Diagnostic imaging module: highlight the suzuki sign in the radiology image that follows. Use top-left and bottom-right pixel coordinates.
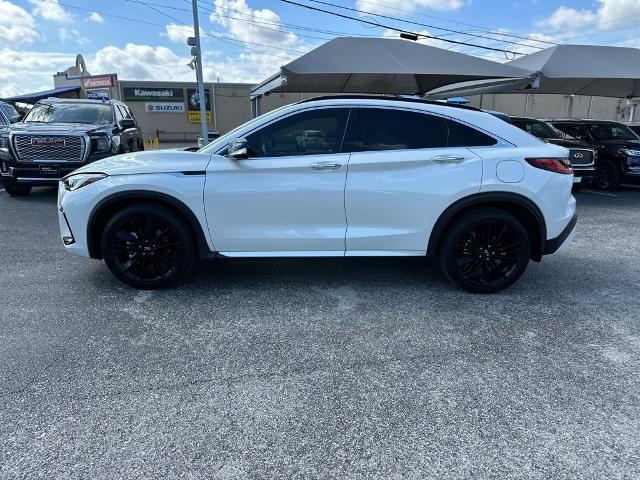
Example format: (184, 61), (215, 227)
(145, 102), (185, 113)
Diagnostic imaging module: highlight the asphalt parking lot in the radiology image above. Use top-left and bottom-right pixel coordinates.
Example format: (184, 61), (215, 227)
(1, 186), (639, 479)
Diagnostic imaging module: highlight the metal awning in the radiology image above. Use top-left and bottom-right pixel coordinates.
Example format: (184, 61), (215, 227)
(1, 86), (81, 104)
(427, 44), (640, 99)
(251, 37), (532, 98)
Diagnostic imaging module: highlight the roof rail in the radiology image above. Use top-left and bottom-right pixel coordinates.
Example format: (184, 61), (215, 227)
(298, 94), (481, 112)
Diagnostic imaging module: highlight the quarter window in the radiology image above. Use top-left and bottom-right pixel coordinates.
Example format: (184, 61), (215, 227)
(245, 108), (349, 158)
(446, 119), (498, 147)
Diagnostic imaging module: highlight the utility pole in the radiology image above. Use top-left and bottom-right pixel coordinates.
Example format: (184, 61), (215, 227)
(189, 0), (208, 146)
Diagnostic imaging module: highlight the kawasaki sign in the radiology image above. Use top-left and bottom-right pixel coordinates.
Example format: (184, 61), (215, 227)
(123, 87), (184, 102)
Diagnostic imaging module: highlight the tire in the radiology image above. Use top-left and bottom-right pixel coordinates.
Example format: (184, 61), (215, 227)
(101, 203), (196, 289)
(439, 208), (531, 294)
(594, 159), (621, 190)
(571, 183), (583, 193)
(2, 179), (31, 196)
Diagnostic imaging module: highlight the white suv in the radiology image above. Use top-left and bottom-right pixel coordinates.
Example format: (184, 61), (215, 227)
(58, 96), (576, 293)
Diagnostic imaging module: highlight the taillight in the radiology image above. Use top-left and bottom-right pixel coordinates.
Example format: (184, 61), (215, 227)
(525, 157), (573, 175)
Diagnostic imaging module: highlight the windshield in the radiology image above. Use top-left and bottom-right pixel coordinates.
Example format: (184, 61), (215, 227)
(586, 123), (637, 141)
(24, 102), (113, 125)
(513, 119), (560, 139)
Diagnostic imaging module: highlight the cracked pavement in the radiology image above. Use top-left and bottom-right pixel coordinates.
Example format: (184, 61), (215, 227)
(1, 186), (640, 479)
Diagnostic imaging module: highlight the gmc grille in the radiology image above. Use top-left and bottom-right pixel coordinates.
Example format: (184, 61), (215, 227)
(13, 135), (86, 162)
(568, 148), (594, 167)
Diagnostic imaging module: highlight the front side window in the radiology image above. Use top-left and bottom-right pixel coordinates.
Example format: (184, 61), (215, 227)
(244, 108), (349, 158)
(586, 123), (637, 141)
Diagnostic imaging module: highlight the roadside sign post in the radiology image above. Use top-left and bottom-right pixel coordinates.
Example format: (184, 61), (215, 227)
(190, 0), (208, 146)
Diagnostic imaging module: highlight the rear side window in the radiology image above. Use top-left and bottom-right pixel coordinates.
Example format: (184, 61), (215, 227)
(351, 108), (449, 151)
(552, 123), (590, 142)
(446, 119), (498, 147)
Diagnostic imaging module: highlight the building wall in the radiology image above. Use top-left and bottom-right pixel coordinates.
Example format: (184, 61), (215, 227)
(467, 93), (631, 121)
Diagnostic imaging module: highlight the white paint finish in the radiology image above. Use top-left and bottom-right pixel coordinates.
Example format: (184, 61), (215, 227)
(496, 160), (525, 183)
(204, 153), (349, 253)
(58, 97), (577, 261)
(345, 147), (482, 253)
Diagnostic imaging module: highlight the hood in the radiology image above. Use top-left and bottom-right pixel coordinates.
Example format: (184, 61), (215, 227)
(72, 150), (212, 176)
(544, 138), (592, 149)
(595, 139), (640, 148)
(7, 122), (112, 135)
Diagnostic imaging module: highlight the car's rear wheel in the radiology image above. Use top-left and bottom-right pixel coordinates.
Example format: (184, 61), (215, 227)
(101, 203), (195, 289)
(2, 179), (31, 196)
(439, 209), (531, 294)
(594, 159), (621, 190)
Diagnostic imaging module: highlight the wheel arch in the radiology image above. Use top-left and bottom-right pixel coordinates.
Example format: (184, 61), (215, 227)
(426, 192), (547, 262)
(87, 190), (212, 260)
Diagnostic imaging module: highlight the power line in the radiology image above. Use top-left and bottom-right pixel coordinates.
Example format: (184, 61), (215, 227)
(305, 0), (545, 51)
(280, 0), (525, 56)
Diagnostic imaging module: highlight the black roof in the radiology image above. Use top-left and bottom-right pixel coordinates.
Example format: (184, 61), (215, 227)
(299, 95), (482, 112)
(542, 118), (623, 124)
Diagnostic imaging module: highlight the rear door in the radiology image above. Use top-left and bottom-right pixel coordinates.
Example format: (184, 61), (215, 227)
(344, 107), (488, 255)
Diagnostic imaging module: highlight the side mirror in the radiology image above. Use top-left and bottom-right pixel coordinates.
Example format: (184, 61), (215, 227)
(9, 115), (22, 124)
(121, 119), (136, 130)
(227, 137), (249, 159)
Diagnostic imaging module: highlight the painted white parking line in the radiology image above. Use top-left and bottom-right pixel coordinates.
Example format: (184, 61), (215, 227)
(582, 189), (618, 197)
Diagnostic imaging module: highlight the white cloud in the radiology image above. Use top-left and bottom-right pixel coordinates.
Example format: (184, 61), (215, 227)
(536, 0), (640, 34)
(210, 0), (296, 47)
(0, 48), (76, 97)
(58, 27), (89, 45)
(0, 1), (39, 45)
(356, 0), (465, 14)
(28, 0), (71, 23)
(89, 12), (104, 24)
(164, 23), (195, 44)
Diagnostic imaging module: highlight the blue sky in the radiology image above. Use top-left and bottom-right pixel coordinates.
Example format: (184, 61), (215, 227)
(1, 0), (640, 97)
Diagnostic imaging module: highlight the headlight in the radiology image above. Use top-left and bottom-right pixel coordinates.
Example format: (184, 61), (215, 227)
(0, 136), (8, 150)
(63, 173), (107, 191)
(92, 136), (111, 152)
(621, 148), (640, 157)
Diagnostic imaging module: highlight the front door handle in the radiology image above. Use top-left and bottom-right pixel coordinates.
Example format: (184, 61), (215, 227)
(432, 155), (466, 164)
(309, 162), (342, 171)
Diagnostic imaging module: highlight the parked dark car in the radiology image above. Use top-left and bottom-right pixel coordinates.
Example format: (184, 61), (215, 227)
(0, 98), (143, 196)
(545, 119), (640, 190)
(0, 100), (19, 125)
(510, 117), (596, 188)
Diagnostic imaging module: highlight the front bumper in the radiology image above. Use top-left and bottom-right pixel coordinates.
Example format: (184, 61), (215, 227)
(1, 153), (114, 186)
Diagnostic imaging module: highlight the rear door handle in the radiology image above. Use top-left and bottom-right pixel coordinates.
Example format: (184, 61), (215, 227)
(432, 155), (466, 164)
(309, 162), (342, 171)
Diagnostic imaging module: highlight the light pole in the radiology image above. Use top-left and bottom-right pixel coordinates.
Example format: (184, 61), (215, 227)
(188, 0), (208, 146)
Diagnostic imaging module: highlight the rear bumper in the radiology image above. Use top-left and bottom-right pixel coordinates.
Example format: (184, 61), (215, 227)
(543, 212), (577, 255)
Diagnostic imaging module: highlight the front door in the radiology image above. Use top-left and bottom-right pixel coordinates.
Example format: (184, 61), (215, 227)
(204, 107), (351, 255)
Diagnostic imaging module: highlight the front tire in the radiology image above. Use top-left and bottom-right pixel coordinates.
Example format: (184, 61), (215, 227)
(2, 179), (31, 196)
(439, 209), (531, 294)
(101, 203), (196, 289)
(594, 159), (621, 190)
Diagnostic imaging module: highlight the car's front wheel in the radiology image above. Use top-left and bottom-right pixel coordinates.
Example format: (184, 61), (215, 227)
(101, 203), (196, 289)
(2, 179), (32, 196)
(439, 209), (531, 294)
(594, 159), (621, 190)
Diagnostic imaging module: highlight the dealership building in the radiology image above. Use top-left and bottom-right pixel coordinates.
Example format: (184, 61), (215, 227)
(2, 54), (638, 144)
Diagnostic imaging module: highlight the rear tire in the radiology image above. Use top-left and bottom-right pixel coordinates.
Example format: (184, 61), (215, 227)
(101, 203), (196, 289)
(2, 179), (31, 196)
(594, 159), (621, 190)
(439, 208), (531, 294)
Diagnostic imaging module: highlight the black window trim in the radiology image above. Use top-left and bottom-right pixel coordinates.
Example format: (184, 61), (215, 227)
(216, 105), (354, 159)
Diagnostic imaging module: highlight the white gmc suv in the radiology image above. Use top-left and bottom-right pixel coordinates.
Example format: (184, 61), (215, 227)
(57, 96), (576, 293)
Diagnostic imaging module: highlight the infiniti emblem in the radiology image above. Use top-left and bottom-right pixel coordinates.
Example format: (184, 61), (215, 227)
(573, 152), (583, 159)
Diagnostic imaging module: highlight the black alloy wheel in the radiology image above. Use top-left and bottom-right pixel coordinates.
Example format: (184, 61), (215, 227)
(101, 203), (195, 289)
(594, 159), (621, 191)
(440, 209), (530, 293)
